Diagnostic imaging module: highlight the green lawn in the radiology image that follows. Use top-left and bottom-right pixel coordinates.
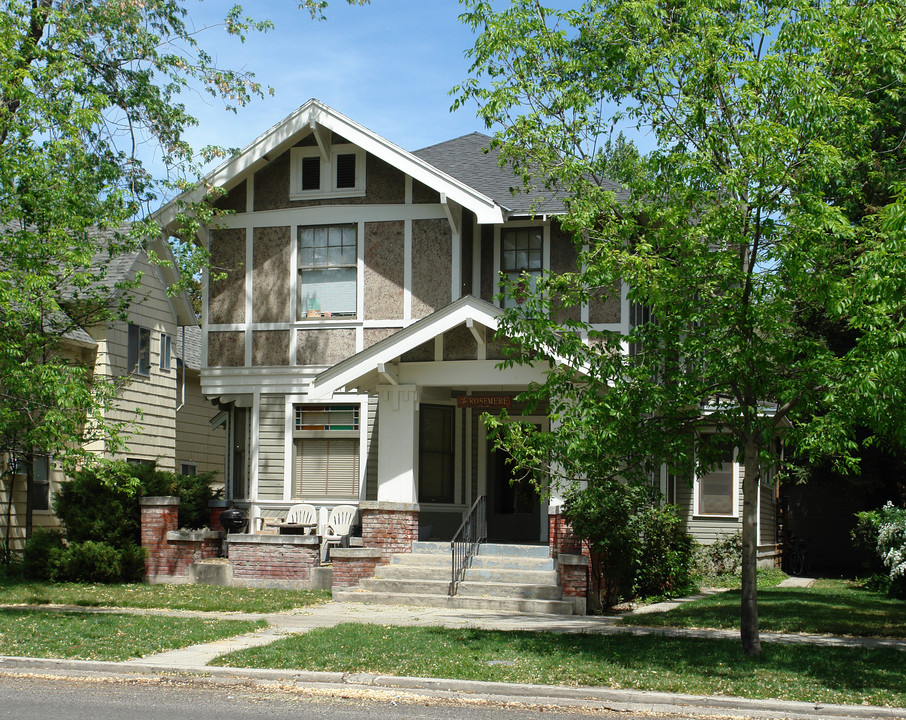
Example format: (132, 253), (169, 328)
(621, 579), (906, 638)
(0, 609), (264, 661)
(210, 623), (906, 707)
(0, 580), (331, 613)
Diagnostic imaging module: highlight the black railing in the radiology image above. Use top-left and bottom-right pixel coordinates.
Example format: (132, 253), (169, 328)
(450, 495), (487, 596)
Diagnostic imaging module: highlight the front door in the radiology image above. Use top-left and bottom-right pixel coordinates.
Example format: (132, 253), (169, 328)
(486, 438), (542, 542)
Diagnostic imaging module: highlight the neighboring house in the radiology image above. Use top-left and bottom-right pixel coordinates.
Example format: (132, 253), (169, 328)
(155, 99), (778, 561)
(0, 237), (226, 552)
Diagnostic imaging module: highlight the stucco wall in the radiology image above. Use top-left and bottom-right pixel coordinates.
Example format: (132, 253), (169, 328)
(364, 221), (405, 320)
(253, 150), (405, 212)
(212, 180), (247, 213)
(297, 328), (357, 366)
(550, 224), (581, 324)
(443, 325), (477, 361)
(252, 226), (291, 323)
(208, 331), (245, 367)
(209, 228), (246, 325)
(364, 327), (402, 349)
(252, 330), (290, 366)
(411, 218), (451, 318)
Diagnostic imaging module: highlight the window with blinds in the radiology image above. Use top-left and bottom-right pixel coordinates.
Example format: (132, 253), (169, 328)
(298, 224), (357, 319)
(293, 404), (360, 500)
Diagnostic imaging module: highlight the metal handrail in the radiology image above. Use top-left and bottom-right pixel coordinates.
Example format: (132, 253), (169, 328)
(450, 495), (487, 596)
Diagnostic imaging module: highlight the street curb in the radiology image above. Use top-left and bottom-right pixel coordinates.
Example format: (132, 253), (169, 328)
(1, 655), (903, 719)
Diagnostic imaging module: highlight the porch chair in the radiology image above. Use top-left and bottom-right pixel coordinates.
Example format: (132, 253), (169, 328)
(284, 503), (318, 533)
(321, 504), (358, 561)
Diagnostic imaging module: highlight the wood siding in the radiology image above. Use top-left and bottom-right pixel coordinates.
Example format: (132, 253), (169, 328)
(258, 394), (286, 501)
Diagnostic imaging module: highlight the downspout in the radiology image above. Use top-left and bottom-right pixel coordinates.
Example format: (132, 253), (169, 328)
(176, 325), (186, 413)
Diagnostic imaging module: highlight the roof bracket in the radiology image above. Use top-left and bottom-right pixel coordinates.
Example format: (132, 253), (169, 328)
(440, 193), (460, 235)
(466, 318), (486, 359)
(310, 119), (329, 162)
(377, 362), (399, 386)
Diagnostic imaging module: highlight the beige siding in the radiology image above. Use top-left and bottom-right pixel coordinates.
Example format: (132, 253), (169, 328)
(759, 483), (777, 546)
(175, 369), (227, 486)
(365, 395), (378, 501)
(86, 255), (179, 471)
(257, 394), (285, 501)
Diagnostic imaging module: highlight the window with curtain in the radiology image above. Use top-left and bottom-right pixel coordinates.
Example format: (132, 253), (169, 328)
(293, 404), (360, 499)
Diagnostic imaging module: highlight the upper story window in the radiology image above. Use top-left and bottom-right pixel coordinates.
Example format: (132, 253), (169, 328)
(160, 334), (172, 371)
(501, 227), (543, 308)
(127, 324), (151, 376)
(298, 224), (357, 319)
(289, 144), (365, 200)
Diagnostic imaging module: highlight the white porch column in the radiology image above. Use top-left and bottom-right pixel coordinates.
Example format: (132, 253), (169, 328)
(376, 384), (419, 503)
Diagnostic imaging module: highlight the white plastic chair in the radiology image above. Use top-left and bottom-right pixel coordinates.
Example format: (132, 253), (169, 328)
(321, 504), (358, 561)
(285, 503), (318, 533)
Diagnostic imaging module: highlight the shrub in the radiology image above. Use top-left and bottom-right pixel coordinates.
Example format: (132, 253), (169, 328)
(634, 504), (695, 599)
(22, 529), (66, 580)
(51, 541), (123, 584)
(51, 460), (217, 583)
(694, 531), (743, 580)
(855, 503), (906, 599)
(563, 480), (696, 608)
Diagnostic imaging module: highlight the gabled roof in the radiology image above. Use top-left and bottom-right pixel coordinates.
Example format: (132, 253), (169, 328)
(155, 99), (508, 229)
(413, 132), (629, 216)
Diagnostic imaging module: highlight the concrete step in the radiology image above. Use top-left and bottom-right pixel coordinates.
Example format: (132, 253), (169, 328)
(411, 541), (449, 554)
(359, 577), (451, 596)
(469, 554), (554, 571)
(333, 589), (575, 615)
(476, 543), (551, 559)
(374, 564), (451, 581)
(463, 567), (557, 584)
(455, 581), (563, 601)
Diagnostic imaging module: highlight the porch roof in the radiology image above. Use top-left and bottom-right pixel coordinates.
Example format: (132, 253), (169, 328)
(309, 296), (503, 399)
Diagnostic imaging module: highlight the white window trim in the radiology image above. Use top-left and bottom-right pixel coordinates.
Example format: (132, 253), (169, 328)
(493, 221), (551, 309)
(693, 446), (740, 519)
(160, 333), (172, 372)
(296, 223), (360, 321)
(283, 394), (368, 503)
(289, 144), (366, 201)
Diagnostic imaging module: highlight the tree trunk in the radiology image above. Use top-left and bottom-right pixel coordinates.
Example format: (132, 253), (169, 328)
(740, 435), (762, 656)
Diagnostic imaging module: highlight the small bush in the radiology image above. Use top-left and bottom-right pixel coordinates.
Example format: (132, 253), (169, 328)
(634, 504), (695, 599)
(694, 532), (743, 580)
(51, 541), (123, 584)
(22, 529), (66, 580)
(119, 543), (147, 583)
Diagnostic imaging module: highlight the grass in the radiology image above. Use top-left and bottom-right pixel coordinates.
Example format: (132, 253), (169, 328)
(0, 579), (331, 613)
(621, 579), (906, 638)
(210, 622), (906, 707)
(0, 608), (264, 661)
(696, 566), (789, 590)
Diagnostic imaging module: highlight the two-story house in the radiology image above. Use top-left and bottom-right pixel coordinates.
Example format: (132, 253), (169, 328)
(156, 99), (777, 560)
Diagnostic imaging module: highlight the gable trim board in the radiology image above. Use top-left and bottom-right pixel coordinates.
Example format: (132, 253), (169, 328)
(154, 99), (506, 230)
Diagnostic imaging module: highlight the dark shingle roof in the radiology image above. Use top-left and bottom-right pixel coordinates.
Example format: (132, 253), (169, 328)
(412, 132), (627, 216)
(177, 325), (202, 370)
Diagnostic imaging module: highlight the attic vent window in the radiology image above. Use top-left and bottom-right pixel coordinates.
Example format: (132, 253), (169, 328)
(301, 155), (321, 191)
(290, 144), (366, 200)
(335, 153), (356, 188)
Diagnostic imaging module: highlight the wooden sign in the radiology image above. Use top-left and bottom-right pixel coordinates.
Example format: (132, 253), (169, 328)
(456, 395), (512, 409)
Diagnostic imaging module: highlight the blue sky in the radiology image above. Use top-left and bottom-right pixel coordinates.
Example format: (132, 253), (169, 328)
(179, 1), (486, 162)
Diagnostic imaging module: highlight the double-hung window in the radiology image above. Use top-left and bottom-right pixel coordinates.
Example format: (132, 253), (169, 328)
(695, 441), (738, 517)
(127, 324), (151, 376)
(501, 227), (543, 308)
(298, 224), (357, 318)
(293, 405), (360, 499)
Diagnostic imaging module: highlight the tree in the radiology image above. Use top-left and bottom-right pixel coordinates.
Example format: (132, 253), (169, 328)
(454, 0), (906, 655)
(0, 0), (366, 560)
